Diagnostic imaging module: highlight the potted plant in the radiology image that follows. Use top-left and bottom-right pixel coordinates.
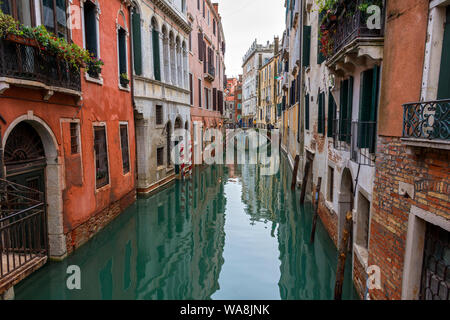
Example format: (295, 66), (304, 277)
(87, 56), (104, 78)
(120, 73), (129, 87)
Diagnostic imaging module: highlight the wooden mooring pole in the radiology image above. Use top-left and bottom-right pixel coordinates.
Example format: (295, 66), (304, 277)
(310, 177), (322, 243)
(334, 211), (353, 300)
(291, 155), (300, 191)
(299, 160), (311, 204)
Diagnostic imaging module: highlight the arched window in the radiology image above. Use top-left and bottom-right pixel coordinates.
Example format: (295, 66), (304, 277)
(151, 17), (161, 81)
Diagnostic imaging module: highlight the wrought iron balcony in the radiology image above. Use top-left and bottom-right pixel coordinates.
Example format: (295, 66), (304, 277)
(0, 38), (82, 97)
(0, 179), (48, 292)
(326, 0), (385, 58)
(332, 119), (377, 166)
(402, 99), (450, 148)
(204, 64), (215, 82)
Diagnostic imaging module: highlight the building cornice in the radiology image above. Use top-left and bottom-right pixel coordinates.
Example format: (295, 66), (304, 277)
(153, 0), (192, 33)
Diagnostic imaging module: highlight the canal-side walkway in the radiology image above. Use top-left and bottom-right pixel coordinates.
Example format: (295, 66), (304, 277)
(14, 152), (358, 300)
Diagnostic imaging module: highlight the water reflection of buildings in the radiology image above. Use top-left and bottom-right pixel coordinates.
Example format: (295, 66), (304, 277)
(16, 165), (226, 300)
(238, 154), (355, 299)
(135, 165), (226, 299)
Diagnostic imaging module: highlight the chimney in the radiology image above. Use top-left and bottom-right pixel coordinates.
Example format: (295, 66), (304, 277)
(274, 36), (279, 55)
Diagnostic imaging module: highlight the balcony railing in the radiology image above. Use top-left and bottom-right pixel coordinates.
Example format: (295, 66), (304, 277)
(0, 179), (48, 283)
(333, 119), (377, 166)
(403, 99), (450, 142)
(204, 64), (215, 82)
(327, 0), (385, 58)
(0, 38), (81, 92)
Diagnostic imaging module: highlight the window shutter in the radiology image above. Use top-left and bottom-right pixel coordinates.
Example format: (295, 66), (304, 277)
(132, 11), (142, 75)
(302, 25), (311, 67)
(213, 88), (217, 110)
(346, 76), (354, 143)
(84, 3), (98, 57)
(198, 32), (203, 61)
(339, 80), (348, 141)
(305, 94), (310, 130)
(118, 29), (127, 75)
(369, 66), (380, 152)
(317, 11), (326, 65)
(358, 70), (372, 148)
(438, 7), (450, 99)
(318, 92), (326, 134)
(327, 90), (336, 137)
(152, 30), (161, 81)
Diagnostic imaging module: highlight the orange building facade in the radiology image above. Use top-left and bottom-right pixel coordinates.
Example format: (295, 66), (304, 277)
(0, 0), (136, 265)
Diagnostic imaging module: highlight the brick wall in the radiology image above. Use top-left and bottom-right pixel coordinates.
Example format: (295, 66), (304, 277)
(368, 135), (450, 300)
(353, 254), (367, 300)
(65, 189), (136, 256)
(315, 184), (339, 247)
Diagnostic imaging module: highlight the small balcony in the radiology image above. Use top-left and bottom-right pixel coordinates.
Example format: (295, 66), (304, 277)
(332, 119), (377, 166)
(323, 0), (385, 73)
(0, 38), (82, 101)
(402, 99), (450, 150)
(0, 179), (48, 295)
(204, 64), (215, 82)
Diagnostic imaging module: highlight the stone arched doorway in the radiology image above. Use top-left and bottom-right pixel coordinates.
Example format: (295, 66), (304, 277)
(2, 117), (64, 258)
(338, 167), (353, 247)
(4, 122), (46, 191)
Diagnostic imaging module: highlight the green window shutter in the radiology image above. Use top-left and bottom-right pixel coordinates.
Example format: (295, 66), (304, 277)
(118, 29), (127, 75)
(346, 76), (354, 143)
(305, 94), (310, 130)
(438, 7), (450, 99)
(317, 11), (326, 65)
(358, 69), (372, 148)
(369, 65), (380, 153)
(152, 29), (161, 81)
(358, 67), (379, 151)
(303, 25), (311, 67)
(318, 92), (324, 134)
(327, 90), (335, 137)
(132, 11), (142, 76)
(339, 80), (348, 141)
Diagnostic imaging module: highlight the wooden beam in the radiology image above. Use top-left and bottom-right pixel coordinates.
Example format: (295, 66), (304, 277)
(310, 177), (322, 243)
(334, 211), (353, 300)
(300, 160), (311, 204)
(291, 154), (300, 191)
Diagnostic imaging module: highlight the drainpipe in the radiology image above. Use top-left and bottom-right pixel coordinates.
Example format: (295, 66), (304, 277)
(129, 5), (138, 191)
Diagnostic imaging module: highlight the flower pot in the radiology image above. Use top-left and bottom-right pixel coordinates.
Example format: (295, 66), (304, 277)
(120, 77), (130, 87)
(5, 34), (38, 47)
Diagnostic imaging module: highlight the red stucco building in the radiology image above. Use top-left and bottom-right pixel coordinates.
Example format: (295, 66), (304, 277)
(187, 0), (226, 163)
(0, 0), (136, 273)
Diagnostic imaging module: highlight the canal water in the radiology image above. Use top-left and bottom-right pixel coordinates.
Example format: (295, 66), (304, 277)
(15, 152), (358, 300)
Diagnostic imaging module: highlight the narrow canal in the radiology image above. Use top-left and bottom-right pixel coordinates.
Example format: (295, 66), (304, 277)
(15, 152), (357, 300)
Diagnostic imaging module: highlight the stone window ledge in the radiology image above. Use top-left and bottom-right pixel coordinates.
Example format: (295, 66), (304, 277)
(353, 243), (369, 270)
(84, 73), (103, 85)
(401, 138), (450, 150)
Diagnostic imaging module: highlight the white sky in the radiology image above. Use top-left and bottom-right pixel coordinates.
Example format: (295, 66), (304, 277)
(217, 0), (286, 77)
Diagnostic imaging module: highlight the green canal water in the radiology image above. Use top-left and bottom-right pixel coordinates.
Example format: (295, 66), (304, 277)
(15, 153), (358, 300)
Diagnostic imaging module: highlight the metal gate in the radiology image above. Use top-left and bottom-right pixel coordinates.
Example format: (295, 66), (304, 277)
(420, 223), (450, 300)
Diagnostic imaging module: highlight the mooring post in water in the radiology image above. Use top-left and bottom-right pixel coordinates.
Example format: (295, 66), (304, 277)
(299, 160), (311, 204)
(310, 177), (322, 243)
(334, 211), (353, 300)
(291, 155), (300, 191)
